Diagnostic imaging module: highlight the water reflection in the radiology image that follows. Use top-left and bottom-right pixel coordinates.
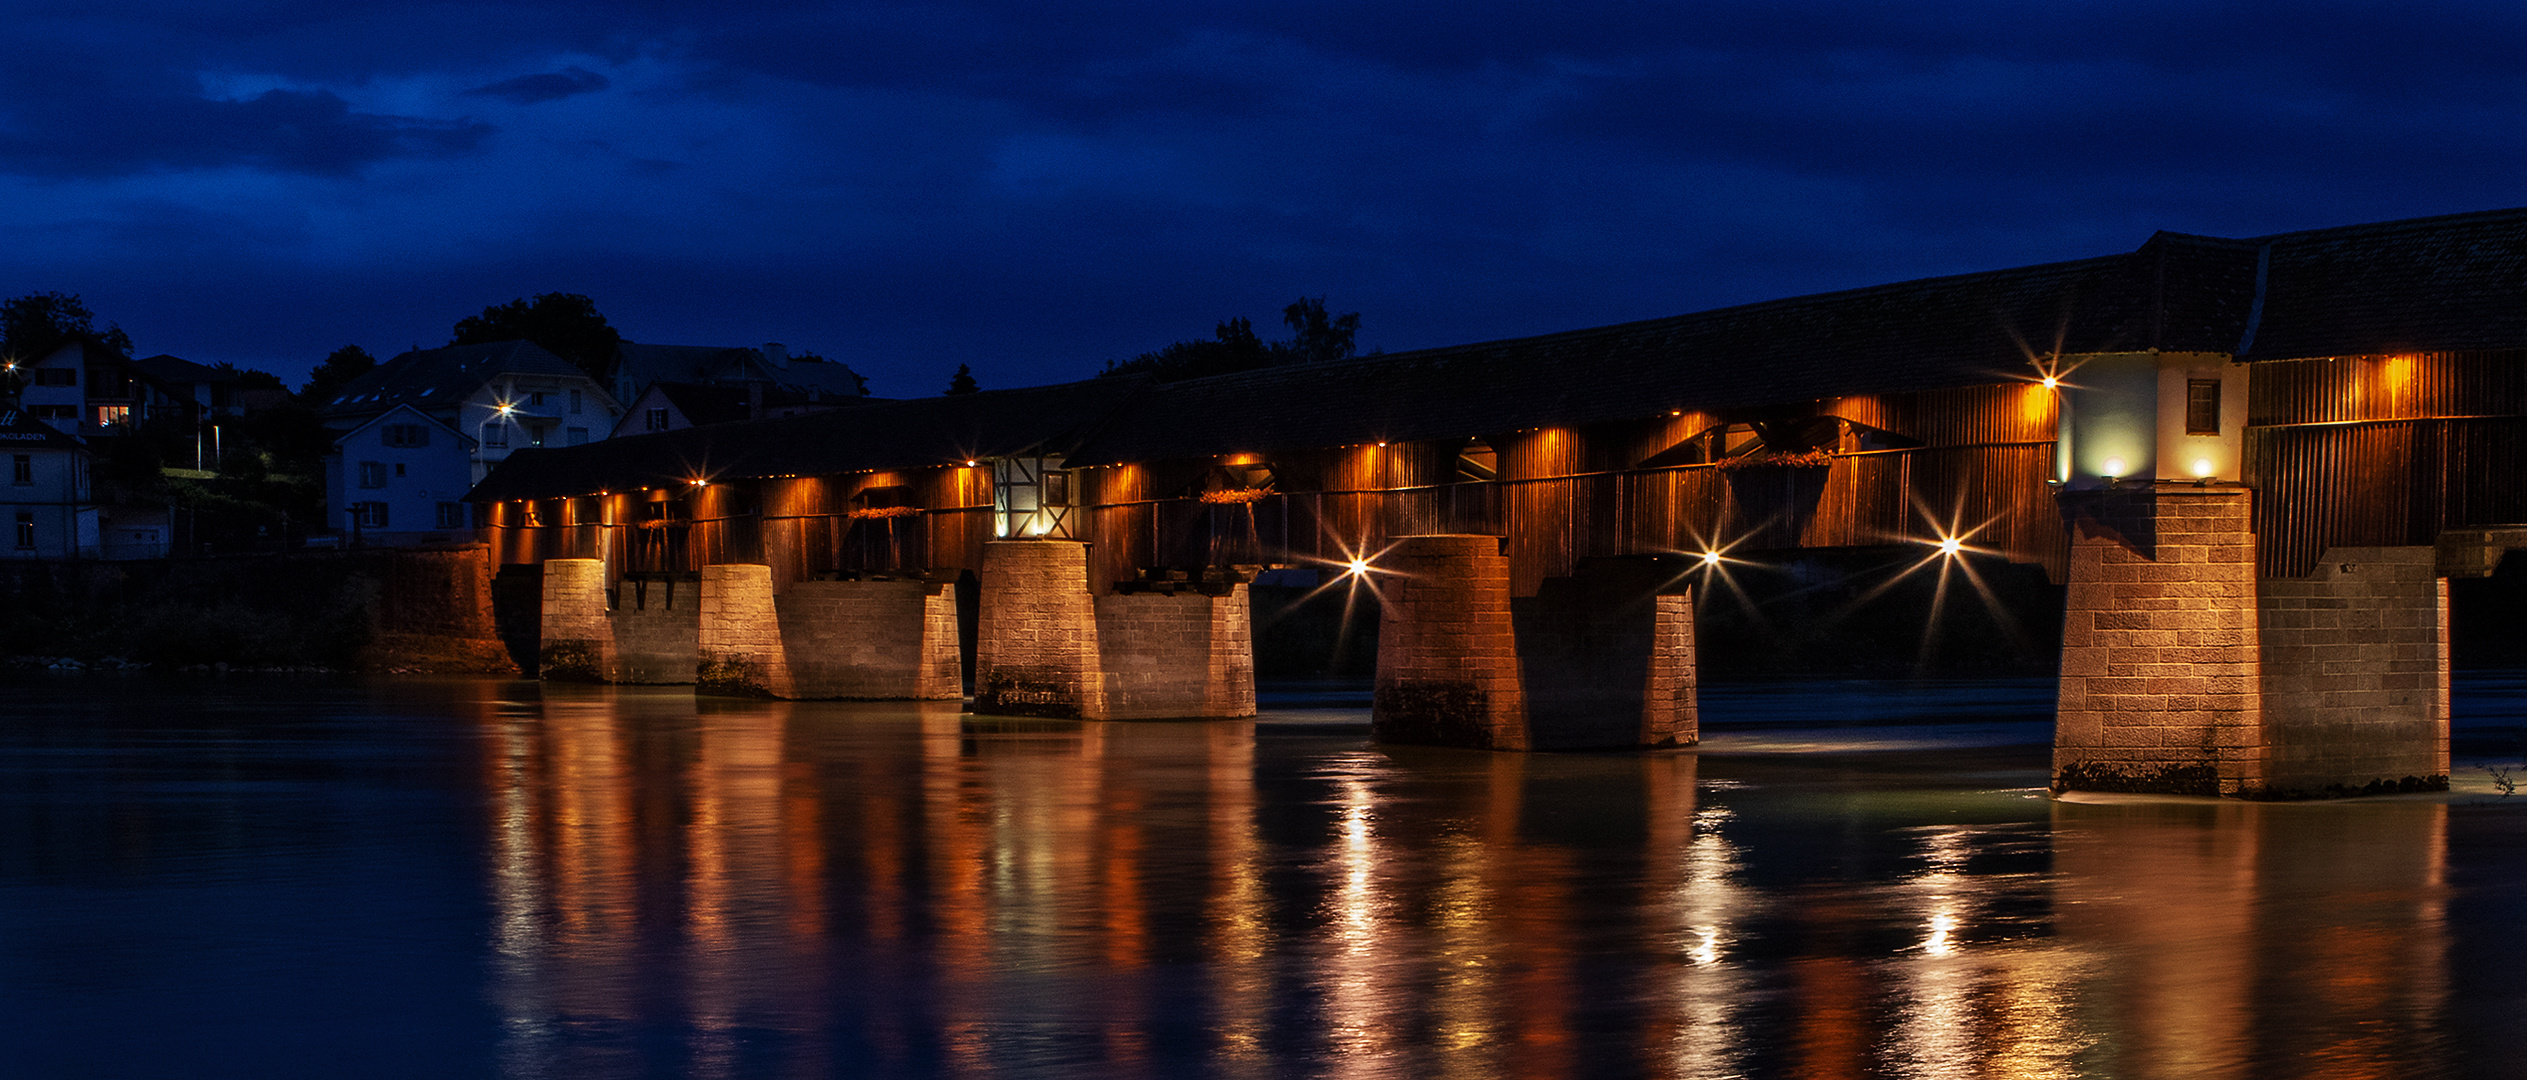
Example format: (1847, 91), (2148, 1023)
(459, 686), (2462, 1076)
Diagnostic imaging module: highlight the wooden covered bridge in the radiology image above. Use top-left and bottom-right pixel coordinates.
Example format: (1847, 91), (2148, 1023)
(471, 206), (2527, 798)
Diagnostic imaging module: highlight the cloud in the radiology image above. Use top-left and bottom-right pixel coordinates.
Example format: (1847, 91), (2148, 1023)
(464, 66), (612, 104)
(0, 84), (490, 179)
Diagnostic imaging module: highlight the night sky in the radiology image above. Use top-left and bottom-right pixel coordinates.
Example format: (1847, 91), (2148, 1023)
(7, 1), (2525, 397)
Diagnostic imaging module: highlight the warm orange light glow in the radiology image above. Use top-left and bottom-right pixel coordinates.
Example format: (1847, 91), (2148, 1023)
(964, 459), (977, 467)
(1345, 558), (1371, 576)
(2040, 375), (2059, 389)
(2102, 456), (2126, 477)
(2193, 458), (2216, 478)
(1937, 536), (1963, 557)
(1701, 550), (1722, 567)
(690, 477), (708, 487)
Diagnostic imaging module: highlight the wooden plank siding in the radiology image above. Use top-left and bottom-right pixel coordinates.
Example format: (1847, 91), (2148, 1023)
(477, 381), (2067, 594)
(1057, 380), (2064, 595)
(2246, 351), (2527, 576)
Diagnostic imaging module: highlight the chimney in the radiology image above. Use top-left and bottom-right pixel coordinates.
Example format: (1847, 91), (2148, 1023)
(761, 342), (790, 369)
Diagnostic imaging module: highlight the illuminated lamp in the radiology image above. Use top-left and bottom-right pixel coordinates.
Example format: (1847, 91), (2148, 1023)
(1345, 557), (1371, 577)
(1700, 550), (1722, 567)
(2041, 375), (2059, 389)
(2101, 456), (2125, 485)
(2193, 458), (2217, 486)
(965, 459), (977, 467)
(1937, 536), (1963, 557)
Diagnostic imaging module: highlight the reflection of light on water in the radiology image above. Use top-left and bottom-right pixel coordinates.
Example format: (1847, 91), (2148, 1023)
(1669, 800), (1750, 1076)
(1323, 768), (1389, 1072)
(1923, 912), (1958, 957)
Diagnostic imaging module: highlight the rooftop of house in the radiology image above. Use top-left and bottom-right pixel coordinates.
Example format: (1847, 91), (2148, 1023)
(325, 340), (593, 418)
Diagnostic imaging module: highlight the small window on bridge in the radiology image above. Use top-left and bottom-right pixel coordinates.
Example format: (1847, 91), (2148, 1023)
(2186, 379), (2222, 435)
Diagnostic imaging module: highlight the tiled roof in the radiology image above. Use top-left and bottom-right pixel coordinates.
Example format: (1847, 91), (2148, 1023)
(325, 340), (587, 417)
(2240, 206), (2527, 360)
(0, 409), (86, 451)
(468, 377), (1145, 502)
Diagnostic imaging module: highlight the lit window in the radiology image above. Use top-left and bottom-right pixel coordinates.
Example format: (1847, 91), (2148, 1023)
(359, 461), (388, 489)
(13, 511), (31, 549)
(94, 405), (129, 428)
(436, 502), (465, 529)
(2186, 379), (2222, 435)
(11, 454), (29, 486)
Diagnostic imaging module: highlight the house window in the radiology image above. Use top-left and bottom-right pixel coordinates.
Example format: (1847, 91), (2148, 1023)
(394, 463), (406, 477)
(528, 391), (547, 407)
(567, 427), (589, 446)
(646, 407), (670, 432)
(353, 502), (389, 528)
(33, 368), (74, 387)
(383, 424), (429, 448)
(437, 502), (465, 529)
(11, 455), (29, 486)
(484, 422), (509, 448)
(32, 405), (75, 420)
(13, 511), (32, 549)
(569, 389), (582, 414)
(359, 461), (388, 488)
(2186, 379), (2223, 435)
(1041, 470), (1070, 507)
(93, 405), (130, 428)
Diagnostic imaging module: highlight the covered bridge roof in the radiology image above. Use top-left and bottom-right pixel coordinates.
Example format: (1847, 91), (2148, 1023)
(467, 377), (1143, 502)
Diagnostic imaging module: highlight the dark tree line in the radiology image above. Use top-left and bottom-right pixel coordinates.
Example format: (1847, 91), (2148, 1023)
(1101, 296), (1362, 383)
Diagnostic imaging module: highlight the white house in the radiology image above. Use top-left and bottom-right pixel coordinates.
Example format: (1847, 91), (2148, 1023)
(321, 404), (480, 545)
(0, 409), (100, 558)
(323, 340), (620, 491)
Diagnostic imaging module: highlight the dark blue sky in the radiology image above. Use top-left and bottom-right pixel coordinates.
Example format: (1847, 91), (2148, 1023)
(6, 1), (2525, 396)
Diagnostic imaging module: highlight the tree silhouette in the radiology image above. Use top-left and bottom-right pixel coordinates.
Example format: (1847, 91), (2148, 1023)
(1101, 296), (1360, 382)
(1, 291), (131, 360)
(944, 364), (980, 395)
(300, 345), (376, 404)
(450, 293), (622, 381)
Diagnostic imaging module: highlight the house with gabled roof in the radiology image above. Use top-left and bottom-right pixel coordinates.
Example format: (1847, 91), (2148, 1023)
(10, 335), (207, 438)
(323, 403), (480, 546)
(0, 408), (101, 558)
(322, 340), (620, 491)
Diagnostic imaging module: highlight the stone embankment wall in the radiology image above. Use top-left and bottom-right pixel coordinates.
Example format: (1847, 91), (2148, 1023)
(0, 545), (514, 672)
(2256, 547), (2448, 795)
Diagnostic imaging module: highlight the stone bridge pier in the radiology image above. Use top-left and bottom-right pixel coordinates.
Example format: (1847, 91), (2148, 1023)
(1369, 535), (1697, 751)
(2054, 486), (2458, 798)
(535, 557), (960, 699)
(971, 539), (1256, 721)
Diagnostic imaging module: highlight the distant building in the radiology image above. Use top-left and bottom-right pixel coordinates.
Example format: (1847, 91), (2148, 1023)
(607, 342), (865, 420)
(321, 404), (479, 546)
(611, 379), (880, 438)
(320, 340), (618, 541)
(11, 336), (219, 438)
(0, 409), (100, 558)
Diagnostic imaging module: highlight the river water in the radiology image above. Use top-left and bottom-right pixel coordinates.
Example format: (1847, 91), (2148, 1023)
(2, 673), (2523, 1079)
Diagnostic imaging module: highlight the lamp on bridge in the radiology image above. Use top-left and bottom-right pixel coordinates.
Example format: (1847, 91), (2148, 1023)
(2193, 457), (2217, 486)
(2101, 457), (2125, 487)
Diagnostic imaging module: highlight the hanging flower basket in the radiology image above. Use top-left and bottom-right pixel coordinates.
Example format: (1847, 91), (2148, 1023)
(1715, 450), (1837, 471)
(1198, 488), (1267, 504)
(848, 506), (922, 520)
